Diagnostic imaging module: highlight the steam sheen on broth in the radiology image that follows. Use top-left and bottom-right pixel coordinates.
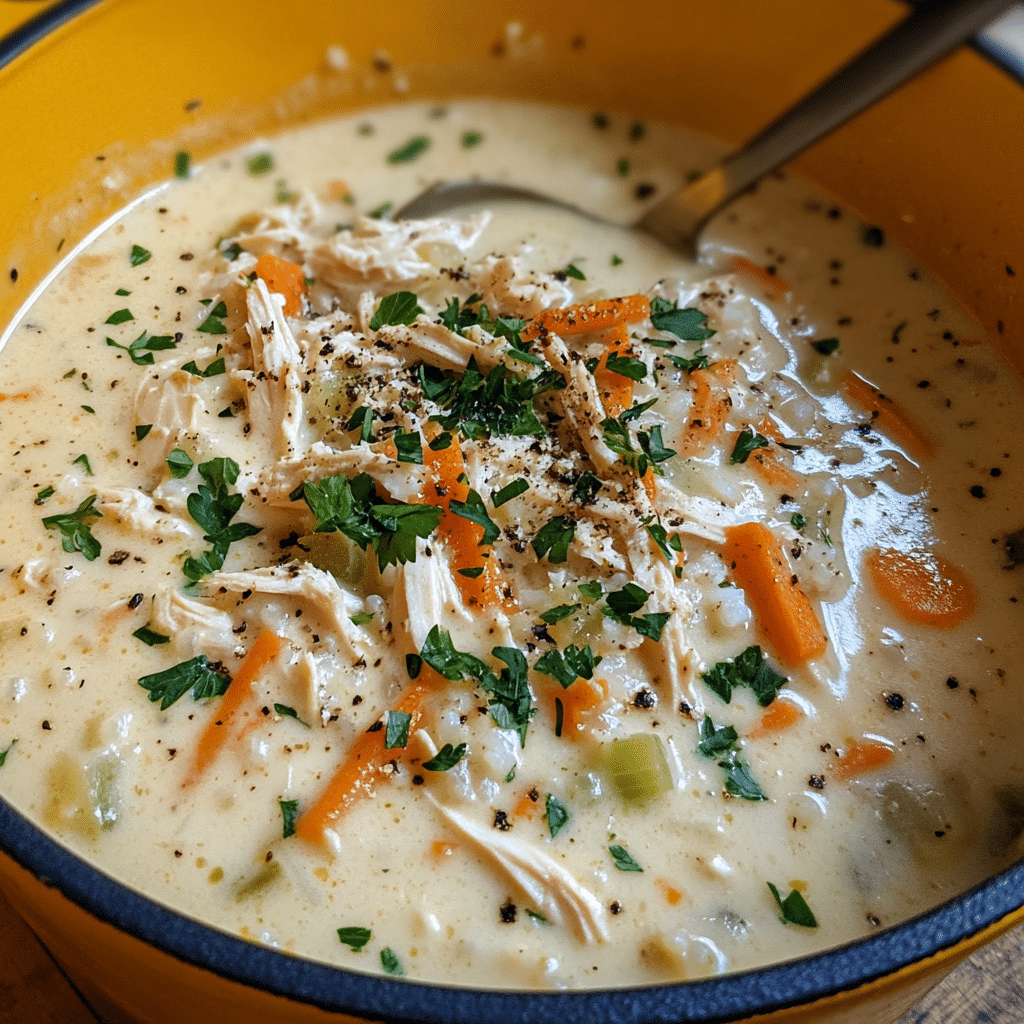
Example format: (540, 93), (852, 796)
(0, 100), (1021, 989)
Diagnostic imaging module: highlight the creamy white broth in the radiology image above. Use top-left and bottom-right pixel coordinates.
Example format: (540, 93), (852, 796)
(0, 99), (1021, 991)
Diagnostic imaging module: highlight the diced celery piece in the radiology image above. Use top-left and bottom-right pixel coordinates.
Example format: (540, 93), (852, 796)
(89, 753), (122, 831)
(234, 860), (283, 902)
(606, 733), (673, 804)
(298, 532), (365, 589)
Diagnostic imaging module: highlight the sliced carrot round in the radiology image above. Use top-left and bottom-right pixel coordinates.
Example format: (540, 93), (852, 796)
(865, 547), (977, 629)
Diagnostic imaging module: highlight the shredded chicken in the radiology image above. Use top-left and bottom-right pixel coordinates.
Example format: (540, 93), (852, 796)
(428, 798), (609, 944)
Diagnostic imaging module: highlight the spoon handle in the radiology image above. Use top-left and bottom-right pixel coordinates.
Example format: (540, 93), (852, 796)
(639, 0), (1014, 252)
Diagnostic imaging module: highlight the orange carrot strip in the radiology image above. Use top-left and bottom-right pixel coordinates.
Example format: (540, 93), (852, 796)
(593, 323), (634, 419)
(748, 416), (800, 490)
(655, 878), (683, 906)
(513, 790), (542, 818)
(555, 677), (608, 739)
(422, 429), (512, 611)
(723, 522), (828, 664)
(0, 391), (31, 402)
(746, 699), (803, 740)
(834, 739), (896, 780)
(731, 255), (789, 300)
(843, 371), (935, 461)
(183, 630), (287, 786)
(295, 677), (433, 847)
(865, 547), (977, 629)
(678, 361), (735, 457)
(253, 252), (306, 317)
(522, 294), (649, 341)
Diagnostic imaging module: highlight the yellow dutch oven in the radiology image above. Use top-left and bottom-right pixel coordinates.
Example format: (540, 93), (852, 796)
(0, 2), (1021, 1023)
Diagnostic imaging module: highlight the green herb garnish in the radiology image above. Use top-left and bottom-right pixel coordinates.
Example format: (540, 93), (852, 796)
(729, 427), (770, 464)
(105, 308), (135, 325)
(609, 844), (643, 872)
(181, 355), (226, 378)
(545, 793), (569, 838)
(130, 245), (152, 267)
(491, 479), (529, 508)
(299, 472), (442, 572)
(167, 449), (193, 479)
(279, 799), (299, 838)
(106, 329), (178, 366)
(137, 655), (229, 710)
(387, 136), (430, 164)
(449, 489), (500, 545)
(380, 947), (404, 976)
(369, 291), (424, 330)
(649, 297), (715, 341)
(702, 645), (786, 706)
(197, 300), (228, 335)
(602, 583), (670, 641)
(337, 926), (371, 951)
(182, 457), (262, 582)
(41, 494), (102, 560)
(384, 710), (411, 750)
(811, 337), (840, 356)
(768, 883), (819, 927)
(422, 742), (468, 771)
(531, 515), (576, 564)
(533, 645), (602, 689)
(174, 151), (191, 178)
(132, 625), (170, 647)
(72, 453), (93, 476)
(248, 153), (274, 176)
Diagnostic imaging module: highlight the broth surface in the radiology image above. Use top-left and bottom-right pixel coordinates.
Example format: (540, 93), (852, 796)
(0, 100), (1021, 989)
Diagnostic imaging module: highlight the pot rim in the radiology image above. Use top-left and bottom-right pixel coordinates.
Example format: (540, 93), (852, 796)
(1, 2), (1022, 1021)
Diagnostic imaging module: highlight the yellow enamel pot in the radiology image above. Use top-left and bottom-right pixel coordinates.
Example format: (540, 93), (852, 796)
(0, 2), (1021, 1023)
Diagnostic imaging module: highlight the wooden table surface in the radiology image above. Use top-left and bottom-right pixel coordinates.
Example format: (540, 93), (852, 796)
(0, 884), (1020, 1024)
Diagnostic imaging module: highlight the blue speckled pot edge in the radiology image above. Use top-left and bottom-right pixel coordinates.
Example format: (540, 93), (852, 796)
(0, 1), (1022, 1022)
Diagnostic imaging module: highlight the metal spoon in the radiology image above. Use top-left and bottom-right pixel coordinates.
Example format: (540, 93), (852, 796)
(395, 0), (1013, 257)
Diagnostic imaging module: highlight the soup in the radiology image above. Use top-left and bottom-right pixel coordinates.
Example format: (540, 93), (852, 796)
(0, 99), (1020, 990)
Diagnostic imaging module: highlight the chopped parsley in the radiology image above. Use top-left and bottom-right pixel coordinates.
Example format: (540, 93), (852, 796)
(419, 357), (563, 440)
(72, 453), (93, 476)
(419, 626), (534, 745)
(380, 947), (404, 976)
(106, 329), (178, 365)
(279, 799), (299, 839)
(604, 352), (647, 381)
(34, 486), (55, 505)
(539, 602), (579, 625)
(811, 337), (840, 355)
(337, 926), (372, 952)
(105, 308), (135, 325)
(790, 512), (807, 531)
(491, 479), (529, 508)
(197, 300), (228, 334)
(347, 406), (377, 443)
(385, 710), (411, 749)
(601, 409), (676, 479)
(299, 472), (442, 572)
(41, 494), (102, 561)
(545, 793), (569, 838)
(667, 348), (710, 372)
(449, 489), (500, 545)
(274, 703), (303, 721)
(729, 427), (770, 464)
(697, 716), (766, 801)
(369, 291), (424, 330)
(132, 625), (170, 647)
(181, 355), (226, 378)
(349, 611), (375, 626)
(422, 742), (468, 771)
(609, 844), (643, 872)
(367, 201), (393, 219)
(135, 424), (152, 441)
(563, 262), (586, 281)
(602, 583), (670, 641)
(702, 646), (787, 706)
(166, 449), (193, 479)
(183, 457), (263, 582)
(174, 151), (191, 178)
(137, 655), (230, 710)
(0, 740), (15, 769)
(533, 644), (602, 689)
(649, 297), (715, 341)
(531, 515), (576, 564)
(461, 131), (483, 148)
(247, 152), (274, 176)
(768, 883), (819, 927)
(387, 136), (430, 164)
(129, 245), (152, 267)
(393, 430), (423, 465)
